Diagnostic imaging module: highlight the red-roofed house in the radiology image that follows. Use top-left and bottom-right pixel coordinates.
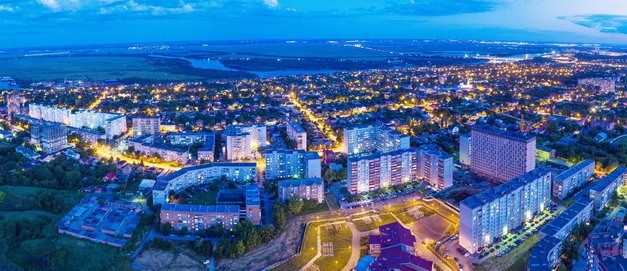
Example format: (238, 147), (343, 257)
(103, 172), (117, 182)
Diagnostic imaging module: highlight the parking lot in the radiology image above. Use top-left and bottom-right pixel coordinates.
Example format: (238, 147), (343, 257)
(476, 204), (561, 261)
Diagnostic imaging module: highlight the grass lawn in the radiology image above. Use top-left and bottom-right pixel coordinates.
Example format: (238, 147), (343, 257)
(475, 234), (539, 271)
(298, 203), (330, 216)
(188, 190), (218, 205)
(353, 213), (398, 232)
(314, 223), (353, 271)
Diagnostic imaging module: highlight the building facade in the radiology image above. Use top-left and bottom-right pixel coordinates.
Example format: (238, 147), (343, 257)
(470, 125), (536, 182)
(417, 144), (454, 190)
(342, 124), (410, 156)
(553, 160), (595, 200)
(539, 198), (593, 241)
(459, 133), (471, 167)
(286, 121), (307, 150)
(278, 178), (325, 203)
(132, 117), (160, 136)
(152, 162), (257, 205)
(264, 149), (321, 180)
(588, 167), (626, 211)
(30, 122), (67, 153)
(460, 168), (552, 253)
(160, 204), (240, 230)
(29, 104), (127, 139)
(224, 124), (267, 161)
(347, 149), (418, 194)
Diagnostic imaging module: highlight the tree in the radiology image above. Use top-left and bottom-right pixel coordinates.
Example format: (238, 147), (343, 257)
(48, 248), (68, 269)
(271, 202), (288, 229)
(192, 239), (213, 257)
(0, 191), (5, 204)
(160, 223), (173, 235)
(288, 196), (303, 214)
(562, 237), (580, 265)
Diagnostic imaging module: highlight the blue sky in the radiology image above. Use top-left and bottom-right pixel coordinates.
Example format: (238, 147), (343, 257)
(0, 0), (626, 48)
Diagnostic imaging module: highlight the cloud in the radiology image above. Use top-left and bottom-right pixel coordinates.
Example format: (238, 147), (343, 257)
(98, 1), (194, 15)
(560, 14), (627, 34)
(0, 5), (16, 12)
(37, 0), (61, 12)
(263, 0), (278, 8)
(383, 0), (500, 16)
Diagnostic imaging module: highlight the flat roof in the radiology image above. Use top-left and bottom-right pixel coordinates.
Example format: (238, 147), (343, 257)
(279, 178), (324, 188)
(539, 197), (592, 237)
(157, 162), (256, 183)
(528, 235), (561, 271)
(472, 125), (535, 143)
(287, 121), (306, 133)
(461, 168), (551, 209)
(589, 167), (626, 193)
(555, 160), (594, 182)
(161, 203), (240, 213)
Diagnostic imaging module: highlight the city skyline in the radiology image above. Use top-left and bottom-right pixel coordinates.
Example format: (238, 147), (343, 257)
(0, 0), (626, 48)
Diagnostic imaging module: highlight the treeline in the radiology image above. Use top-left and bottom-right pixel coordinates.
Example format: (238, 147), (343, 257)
(0, 155), (117, 190)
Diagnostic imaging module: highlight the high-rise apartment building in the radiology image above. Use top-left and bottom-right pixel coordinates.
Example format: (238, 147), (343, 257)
(132, 117), (160, 136)
(264, 149), (321, 180)
(459, 133), (471, 166)
(30, 122), (67, 153)
(28, 104), (127, 139)
(347, 149), (418, 194)
(224, 124), (266, 161)
(470, 125), (536, 182)
(460, 168), (552, 253)
(286, 121), (307, 150)
(417, 144), (453, 190)
(552, 160), (595, 200)
(343, 124), (410, 156)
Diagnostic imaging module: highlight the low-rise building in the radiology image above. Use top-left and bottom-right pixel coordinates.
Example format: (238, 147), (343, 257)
(160, 204), (240, 230)
(528, 236), (563, 271)
(368, 222), (433, 271)
(278, 178), (325, 203)
(588, 167), (626, 211)
(553, 160), (595, 199)
(539, 198), (593, 240)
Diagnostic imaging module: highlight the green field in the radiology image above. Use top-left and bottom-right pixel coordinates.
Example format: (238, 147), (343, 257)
(314, 223), (353, 271)
(0, 185), (83, 212)
(0, 55), (253, 83)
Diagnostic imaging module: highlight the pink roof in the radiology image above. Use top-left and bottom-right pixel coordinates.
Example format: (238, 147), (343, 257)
(369, 246), (433, 271)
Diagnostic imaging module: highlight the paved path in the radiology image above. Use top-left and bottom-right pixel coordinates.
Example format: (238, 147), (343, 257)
(301, 226), (322, 271)
(342, 221), (371, 271)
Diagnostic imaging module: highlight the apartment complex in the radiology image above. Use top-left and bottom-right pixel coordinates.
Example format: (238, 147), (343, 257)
(460, 168), (552, 253)
(342, 124), (410, 156)
(470, 125), (536, 182)
(540, 197), (593, 241)
(459, 133), (471, 166)
(128, 135), (189, 165)
(347, 149), (418, 194)
(166, 132), (215, 162)
(224, 124), (266, 161)
(30, 122), (67, 153)
(528, 236), (563, 271)
(160, 204), (240, 230)
(588, 167), (626, 211)
(132, 117), (160, 136)
(553, 160), (595, 199)
(278, 178), (325, 203)
(152, 162), (257, 205)
(264, 149), (321, 180)
(286, 121), (307, 150)
(29, 104), (127, 139)
(417, 144), (453, 190)
(244, 185), (262, 225)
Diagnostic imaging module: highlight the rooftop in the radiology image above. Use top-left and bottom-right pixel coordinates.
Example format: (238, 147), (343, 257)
(157, 162), (256, 184)
(161, 203), (240, 213)
(278, 178), (324, 188)
(472, 125), (535, 143)
(528, 235), (561, 271)
(539, 197), (593, 237)
(554, 160), (594, 182)
(287, 121), (306, 133)
(461, 167), (552, 209)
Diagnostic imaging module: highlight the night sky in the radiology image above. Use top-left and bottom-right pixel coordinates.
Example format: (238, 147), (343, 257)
(1, 0), (626, 48)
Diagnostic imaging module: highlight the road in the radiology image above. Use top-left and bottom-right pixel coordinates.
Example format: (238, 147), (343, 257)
(343, 221), (371, 271)
(301, 226), (322, 271)
(94, 146), (182, 171)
